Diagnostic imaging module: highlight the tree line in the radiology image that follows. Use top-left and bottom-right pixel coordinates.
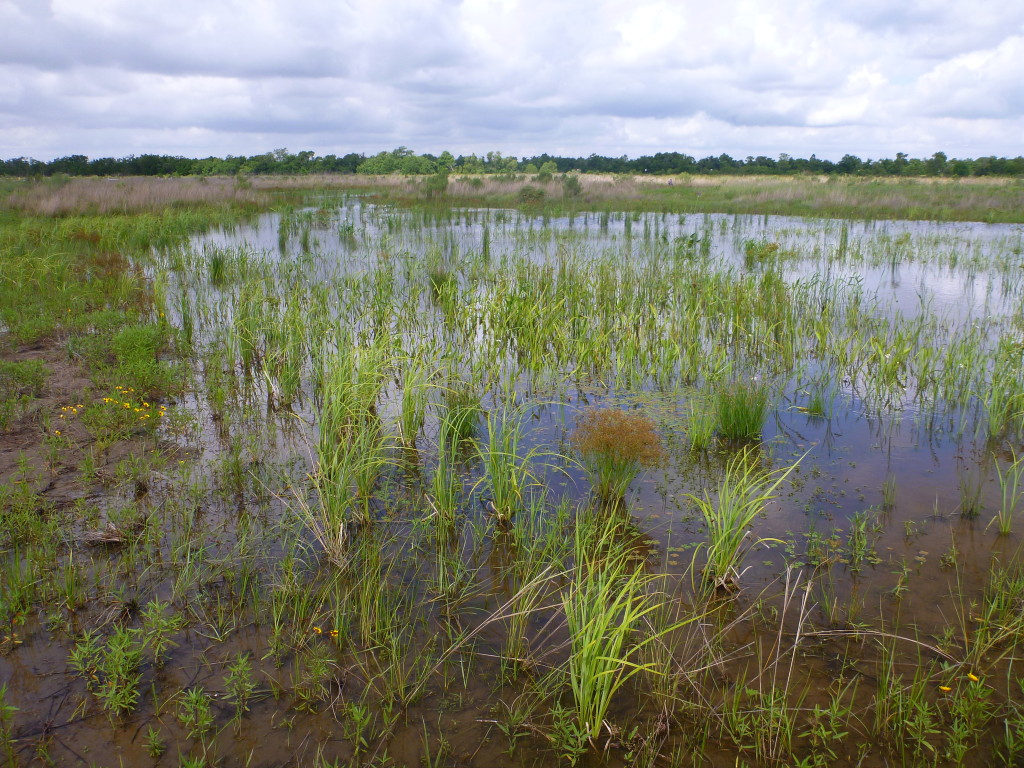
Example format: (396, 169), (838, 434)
(4, 146), (1023, 178)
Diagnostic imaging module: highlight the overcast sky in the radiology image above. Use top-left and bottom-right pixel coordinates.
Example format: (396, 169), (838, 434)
(2, 0), (1022, 162)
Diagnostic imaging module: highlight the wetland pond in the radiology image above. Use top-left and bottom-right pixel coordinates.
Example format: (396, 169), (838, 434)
(4, 198), (1024, 767)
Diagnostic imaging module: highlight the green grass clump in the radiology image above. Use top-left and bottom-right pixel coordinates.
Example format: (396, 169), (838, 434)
(571, 406), (664, 501)
(0, 359), (47, 400)
(714, 380), (770, 442)
(688, 447), (803, 590)
(441, 385), (482, 444)
(991, 449), (1024, 536)
(563, 518), (688, 744)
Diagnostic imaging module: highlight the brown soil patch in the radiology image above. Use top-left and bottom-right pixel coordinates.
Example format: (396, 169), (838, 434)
(0, 338), (179, 510)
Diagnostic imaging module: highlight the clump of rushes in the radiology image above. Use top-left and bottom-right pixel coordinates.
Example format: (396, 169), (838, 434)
(714, 379), (770, 442)
(688, 446), (804, 591)
(563, 516), (697, 744)
(990, 448), (1024, 536)
(571, 407), (665, 502)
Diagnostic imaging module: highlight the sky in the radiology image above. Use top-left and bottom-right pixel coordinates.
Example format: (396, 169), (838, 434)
(1, 0), (1022, 162)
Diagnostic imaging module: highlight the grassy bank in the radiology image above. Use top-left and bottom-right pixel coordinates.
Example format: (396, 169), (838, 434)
(255, 171), (1024, 223)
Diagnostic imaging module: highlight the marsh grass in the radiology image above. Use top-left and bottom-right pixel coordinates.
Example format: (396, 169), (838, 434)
(563, 516), (695, 742)
(478, 410), (536, 525)
(991, 449), (1024, 535)
(685, 396), (716, 452)
(440, 384), (482, 444)
(688, 447), (804, 590)
(714, 380), (771, 443)
(571, 406), (665, 501)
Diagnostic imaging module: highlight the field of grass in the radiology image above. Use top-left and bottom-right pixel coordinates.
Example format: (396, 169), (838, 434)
(1, 177), (1024, 767)
(253, 171), (1024, 223)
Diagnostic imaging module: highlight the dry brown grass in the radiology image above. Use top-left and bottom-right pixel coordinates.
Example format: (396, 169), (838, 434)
(6, 171), (1019, 222)
(3, 176), (264, 215)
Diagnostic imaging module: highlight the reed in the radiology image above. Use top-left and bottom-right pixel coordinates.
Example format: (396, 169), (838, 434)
(714, 379), (771, 443)
(990, 448), (1024, 536)
(688, 447), (803, 590)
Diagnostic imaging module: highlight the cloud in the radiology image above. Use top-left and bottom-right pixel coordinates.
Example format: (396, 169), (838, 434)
(1, 0), (1022, 160)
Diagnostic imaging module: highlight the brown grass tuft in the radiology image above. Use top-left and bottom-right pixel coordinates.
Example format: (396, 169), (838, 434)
(571, 407), (665, 468)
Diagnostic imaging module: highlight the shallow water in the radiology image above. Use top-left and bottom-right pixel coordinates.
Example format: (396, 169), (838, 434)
(4, 200), (1024, 766)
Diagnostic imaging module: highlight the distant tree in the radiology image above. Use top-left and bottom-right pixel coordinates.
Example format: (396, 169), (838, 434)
(926, 152), (948, 176)
(49, 155), (89, 175)
(836, 154), (863, 174)
(460, 154), (485, 174)
(437, 151), (456, 171)
(357, 149), (403, 174)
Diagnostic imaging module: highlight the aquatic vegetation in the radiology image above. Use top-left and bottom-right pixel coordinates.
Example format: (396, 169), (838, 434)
(714, 379), (771, 443)
(563, 517), (692, 742)
(571, 406), (665, 501)
(4, 181), (1024, 766)
(992, 449), (1024, 536)
(688, 447), (803, 590)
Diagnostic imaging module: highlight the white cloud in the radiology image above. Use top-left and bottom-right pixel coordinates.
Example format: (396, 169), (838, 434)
(0, 0), (1022, 160)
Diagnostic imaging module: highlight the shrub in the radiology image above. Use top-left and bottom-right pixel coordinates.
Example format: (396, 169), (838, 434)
(562, 174), (583, 199)
(517, 185), (545, 205)
(571, 407), (664, 501)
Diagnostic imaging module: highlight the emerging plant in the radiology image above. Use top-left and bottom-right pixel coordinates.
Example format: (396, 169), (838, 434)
(686, 397), (716, 452)
(96, 626), (144, 720)
(398, 360), (429, 447)
(571, 407), (664, 501)
(144, 725), (166, 758)
(224, 652), (257, 723)
(990, 448), (1024, 536)
(141, 599), (183, 667)
(688, 447), (803, 590)
(714, 380), (770, 443)
(177, 686), (215, 741)
(342, 700), (374, 759)
(562, 517), (695, 745)
(478, 409), (536, 525)
(440, 384), (481, 444)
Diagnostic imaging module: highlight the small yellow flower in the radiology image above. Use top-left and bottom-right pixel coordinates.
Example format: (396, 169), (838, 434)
(312, 626), (322, 635)
(329, 630), (339, 638)
(967, 673), (980, 682)
(939, 685), (952, 692)
(54, 430), (61, 436)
